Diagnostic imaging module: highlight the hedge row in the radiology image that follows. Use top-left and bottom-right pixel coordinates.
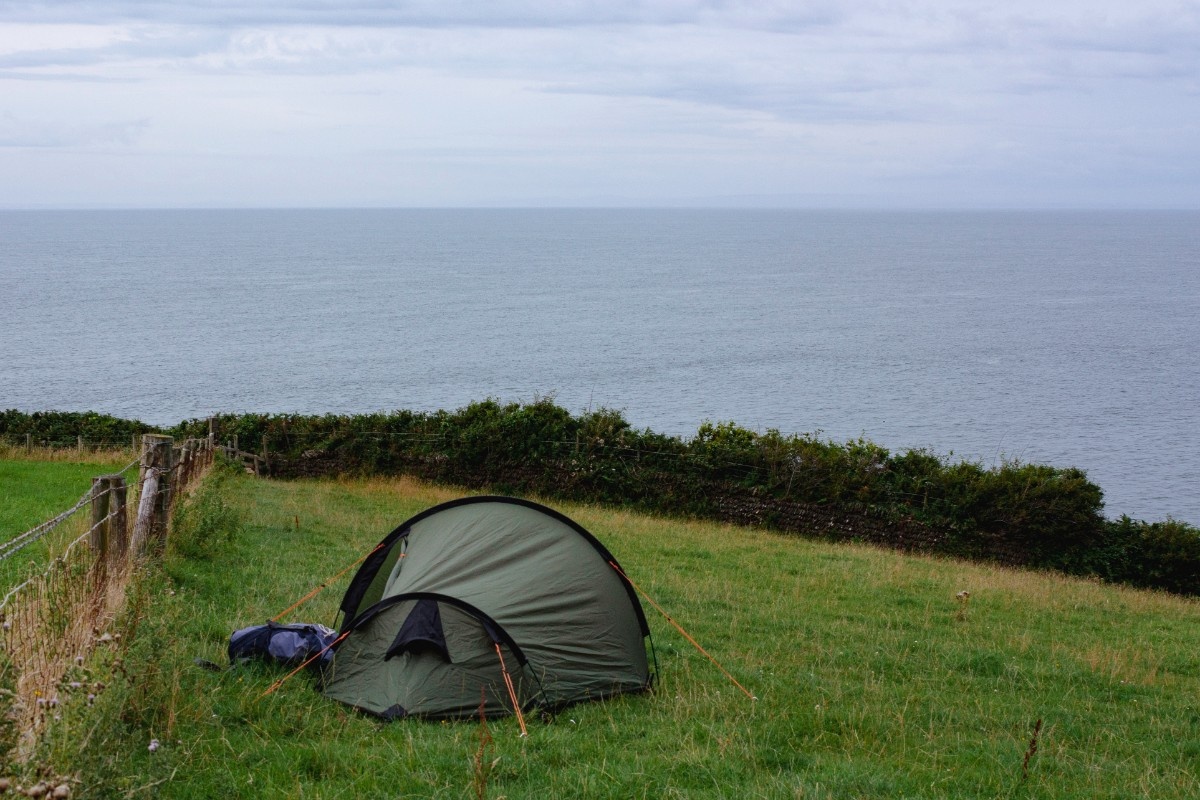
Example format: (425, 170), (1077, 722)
(0, 409), (160, 447)
(4, 405), (1197, 595)
(163, 400), (1198, 595)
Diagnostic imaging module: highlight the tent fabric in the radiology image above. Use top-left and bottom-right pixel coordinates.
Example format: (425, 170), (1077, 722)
(328, 596), (531, 719)
(387, 598), (450, 663)
(322, 496), (652, 719)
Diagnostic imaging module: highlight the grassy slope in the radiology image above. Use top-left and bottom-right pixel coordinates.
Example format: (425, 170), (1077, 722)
(31, 472), (1200, 799)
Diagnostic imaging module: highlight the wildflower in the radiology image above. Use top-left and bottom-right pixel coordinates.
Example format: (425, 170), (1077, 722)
(148, 739), (160, 753)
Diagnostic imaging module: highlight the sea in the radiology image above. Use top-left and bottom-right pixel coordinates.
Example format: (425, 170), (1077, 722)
(1, 209), (1197, 524)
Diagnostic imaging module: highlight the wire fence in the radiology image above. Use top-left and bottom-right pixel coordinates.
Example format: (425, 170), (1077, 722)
(0, 435), (214, 761)
(0, 457), (139, 566)
(0, 434), (150, 454)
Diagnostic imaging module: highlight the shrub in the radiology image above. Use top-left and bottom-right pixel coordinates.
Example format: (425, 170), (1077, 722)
(169, 459), (243, 559)
(0, 409), (159, 447)
(1103, 517), (1200, 595)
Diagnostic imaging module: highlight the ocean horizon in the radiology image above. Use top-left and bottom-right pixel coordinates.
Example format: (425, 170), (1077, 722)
(2, 208), (1197, 523)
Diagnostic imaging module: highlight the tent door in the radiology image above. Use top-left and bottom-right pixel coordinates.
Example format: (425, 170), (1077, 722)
(385, 597), (451, 662)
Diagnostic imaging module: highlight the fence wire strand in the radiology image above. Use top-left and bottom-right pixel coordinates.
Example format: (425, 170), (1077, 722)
(0, 485), (101, 563)
(0, 452), (138, 565)
(1, 437), (214, 761)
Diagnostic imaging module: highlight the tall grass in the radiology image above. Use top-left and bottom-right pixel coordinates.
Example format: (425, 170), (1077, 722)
(14, 472), (1200, 799)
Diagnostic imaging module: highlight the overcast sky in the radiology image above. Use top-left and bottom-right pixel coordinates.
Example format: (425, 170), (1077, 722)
(1, 1), (1198, 208)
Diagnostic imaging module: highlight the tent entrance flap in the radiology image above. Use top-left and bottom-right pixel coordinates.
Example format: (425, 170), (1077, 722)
(386, 597), (450, 662)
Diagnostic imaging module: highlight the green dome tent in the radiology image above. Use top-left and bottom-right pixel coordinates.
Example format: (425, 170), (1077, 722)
(322, 496), (654, 720)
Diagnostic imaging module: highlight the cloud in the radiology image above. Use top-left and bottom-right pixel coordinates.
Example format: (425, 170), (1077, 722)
(0, 111), (148, 147)
(0, 1), (1196, 207)
(4, 8), (1192, 97)
(0, 1), (843, 29)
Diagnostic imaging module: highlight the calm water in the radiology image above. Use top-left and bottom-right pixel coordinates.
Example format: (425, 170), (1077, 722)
(1, 209), (1197, 523)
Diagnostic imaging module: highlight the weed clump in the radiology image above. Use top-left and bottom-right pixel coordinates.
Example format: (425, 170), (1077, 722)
(169, 459), (242, 560)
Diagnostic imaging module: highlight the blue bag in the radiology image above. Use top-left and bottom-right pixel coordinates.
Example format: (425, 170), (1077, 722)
(228, 621), (338, 669)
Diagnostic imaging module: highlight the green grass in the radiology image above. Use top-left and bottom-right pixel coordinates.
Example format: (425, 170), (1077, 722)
(0, 450), (135, 585)
(15, 472), (1200, 798)
(0, 451), (133, 539)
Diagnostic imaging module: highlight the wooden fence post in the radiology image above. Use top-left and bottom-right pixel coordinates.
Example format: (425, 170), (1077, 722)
(90, 477), (111, 557)
(26, 433), (32, 453)
(180, 442), (193, 489)
(110, 476), (128, 561)
(139, 434), (175, 551)
(185, 441), (198, 487)
(138, 434), (154, 484)
(131, 470), (158, 556)
(78, 435), (84, 454)
(89, 474), (129, 563)
(177, 444), (186, 490)
(158, 441), (175, 543)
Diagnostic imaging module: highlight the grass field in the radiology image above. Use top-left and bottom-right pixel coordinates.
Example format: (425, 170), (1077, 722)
(9, 466), (1200, 798)
(0, 449), (136, 586)
(0, 449), (134, 539)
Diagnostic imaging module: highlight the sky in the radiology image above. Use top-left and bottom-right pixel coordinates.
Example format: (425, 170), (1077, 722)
(1, 1), (1198, 209)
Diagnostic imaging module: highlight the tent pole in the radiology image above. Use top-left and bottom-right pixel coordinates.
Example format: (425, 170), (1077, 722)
(494, 643), (529, 737)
